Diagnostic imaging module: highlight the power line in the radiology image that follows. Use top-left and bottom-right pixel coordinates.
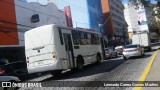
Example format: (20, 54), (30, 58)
(0, 26), (26, 33)
(0, 0), (63, 20)
(21, 0), (100, 27)
(53, 0), (99, 14)
(53, 0), (88, 12)
(0, 20), (34, 28)
(0, 19), (33, 32)
(0, 28), (24, 41)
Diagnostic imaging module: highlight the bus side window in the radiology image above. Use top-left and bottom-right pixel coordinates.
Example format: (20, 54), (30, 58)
(91, 34), (99, 45)
(58, 28), (64, 45)
(79, 31), (86, 45)
(86, 33), (91, 45)
(72, 30), (79, 45)
(95, 34), (100, 45)
(91, 34), (95, 45)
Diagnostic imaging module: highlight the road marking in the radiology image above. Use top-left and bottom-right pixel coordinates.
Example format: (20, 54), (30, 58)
(135, 50), (158, 90)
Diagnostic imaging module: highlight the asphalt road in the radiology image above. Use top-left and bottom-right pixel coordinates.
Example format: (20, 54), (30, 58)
(19, 46), (158, 90)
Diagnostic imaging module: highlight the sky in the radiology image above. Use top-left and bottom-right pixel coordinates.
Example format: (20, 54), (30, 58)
(26, 0), (158, 5)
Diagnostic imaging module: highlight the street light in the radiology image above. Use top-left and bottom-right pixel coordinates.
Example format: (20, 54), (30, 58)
(123, 25), (126, 46)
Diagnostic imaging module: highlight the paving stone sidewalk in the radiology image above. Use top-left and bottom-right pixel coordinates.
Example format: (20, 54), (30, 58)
(143, 50), (160, 90)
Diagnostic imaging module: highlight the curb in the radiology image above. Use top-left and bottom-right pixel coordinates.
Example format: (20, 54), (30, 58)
(135, 50), (159, 90)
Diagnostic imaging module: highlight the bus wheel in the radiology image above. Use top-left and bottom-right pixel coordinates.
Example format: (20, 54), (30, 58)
(76, 57), (84, 71)
(96, 54), (101, 64)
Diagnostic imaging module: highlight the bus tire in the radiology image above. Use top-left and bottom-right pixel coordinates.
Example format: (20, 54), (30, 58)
(96, 54), (101, 64)
(76, 57), (84, 71)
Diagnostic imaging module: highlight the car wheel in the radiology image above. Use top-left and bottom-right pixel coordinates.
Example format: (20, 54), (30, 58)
(96, 54), (101, 64)
(115, 53), (118, 57)
(123, 55), (127, 60)
(142, 51), (145, 56)
(110, 54), (113, 59)
(140, 52), (142, 56)
(148, 47), (151, 52)
(140, 52), (143, 57)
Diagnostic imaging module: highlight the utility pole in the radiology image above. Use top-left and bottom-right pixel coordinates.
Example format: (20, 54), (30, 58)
(96, 17), (105, 59)
(123, 25), (126, 46)
(96, 15), (112, 59)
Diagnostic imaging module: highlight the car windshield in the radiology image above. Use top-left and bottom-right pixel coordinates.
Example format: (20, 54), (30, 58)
(125, 45), (138, 48)
(115, 46), (123, 49)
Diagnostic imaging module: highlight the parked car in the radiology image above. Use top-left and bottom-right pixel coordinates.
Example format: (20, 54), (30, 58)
(0, 60), (27, 78)
(104, 48), (117, 59)
(115, 46), (124, 55)
(123, 44), (145, 60)
(0, 76), (20, 82)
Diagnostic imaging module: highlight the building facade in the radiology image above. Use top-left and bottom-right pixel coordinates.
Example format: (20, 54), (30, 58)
(101, 0), (128, 46)
(0, 0), (66, 62)
(86, 0), (106, 34)
(50, 0), (106, 34)
(20, 0), (108, 42)
(124, 3), (139, 41)
(124, 3), (154, 41)
(0, 0), (66, 46)
(15, 0), (67, 46)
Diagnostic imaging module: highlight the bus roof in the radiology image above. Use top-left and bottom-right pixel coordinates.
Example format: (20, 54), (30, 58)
(27, 24), (101, 34)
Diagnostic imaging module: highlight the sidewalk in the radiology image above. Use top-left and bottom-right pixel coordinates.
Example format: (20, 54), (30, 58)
(143, 49), (160, 90)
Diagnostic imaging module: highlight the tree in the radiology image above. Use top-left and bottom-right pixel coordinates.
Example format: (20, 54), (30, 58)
(128, 0), (151, 7)
(152, 20), (160, 28)
(151, 20), (160, 34)
(129, 0), (160, 34)
(152, 1), (160, 34)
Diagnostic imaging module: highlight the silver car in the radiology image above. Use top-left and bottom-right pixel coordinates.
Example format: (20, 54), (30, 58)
(123, 44), (145, 60)
(104, 48), (117, 59)
(115, 46), (124, 55)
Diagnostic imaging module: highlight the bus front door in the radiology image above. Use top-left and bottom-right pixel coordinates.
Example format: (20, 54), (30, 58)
(63, 33), (75, 68)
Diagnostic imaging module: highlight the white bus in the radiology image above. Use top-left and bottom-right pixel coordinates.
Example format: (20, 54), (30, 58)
(25, 24), (102, 75)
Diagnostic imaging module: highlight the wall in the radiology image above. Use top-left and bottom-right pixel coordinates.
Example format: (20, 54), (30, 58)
(14, 0), (67, 46)
(0, 0), (19, 45)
